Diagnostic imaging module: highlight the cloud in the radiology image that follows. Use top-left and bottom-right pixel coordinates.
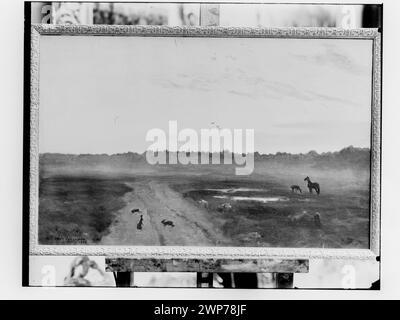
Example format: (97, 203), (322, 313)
(153, 75), (215, 92)
(153, 73), (358, 107)
(310, 91), (359, 107)
(291, 45), (368, 76)
(151, 50), (362, 108)
(228, 90), (253, 98)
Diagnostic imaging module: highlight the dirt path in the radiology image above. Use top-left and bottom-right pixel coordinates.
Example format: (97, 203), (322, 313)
(100, 178), (227, 246)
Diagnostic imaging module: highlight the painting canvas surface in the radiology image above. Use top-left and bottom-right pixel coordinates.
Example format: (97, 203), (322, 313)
(37, 35), (373, 249)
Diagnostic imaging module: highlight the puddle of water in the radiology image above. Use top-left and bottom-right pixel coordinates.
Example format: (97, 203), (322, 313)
(213, 195), (289, 203)
(206, 188), (266, 193)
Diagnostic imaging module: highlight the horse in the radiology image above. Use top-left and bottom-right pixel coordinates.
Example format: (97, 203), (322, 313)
(304, 176), (320, 194)
(290, 185), (302, 193)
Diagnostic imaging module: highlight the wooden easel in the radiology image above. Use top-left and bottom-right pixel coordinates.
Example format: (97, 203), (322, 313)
(106, 258), (309, 288)
(105, 4), (309, 289)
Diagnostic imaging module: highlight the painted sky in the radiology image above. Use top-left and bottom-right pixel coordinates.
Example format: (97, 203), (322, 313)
(39, 35), (372, 154)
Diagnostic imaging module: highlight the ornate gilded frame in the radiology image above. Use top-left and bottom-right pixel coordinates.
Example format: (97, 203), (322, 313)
(29, 24), (381, 259)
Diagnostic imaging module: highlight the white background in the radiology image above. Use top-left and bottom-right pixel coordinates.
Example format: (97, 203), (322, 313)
(0, 0), (399, 299)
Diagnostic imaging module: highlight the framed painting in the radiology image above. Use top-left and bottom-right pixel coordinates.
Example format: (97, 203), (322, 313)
(27, 24), (381, 259)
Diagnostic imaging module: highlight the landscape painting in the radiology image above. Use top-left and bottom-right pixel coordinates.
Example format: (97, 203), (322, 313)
(33, 27), (377, 252)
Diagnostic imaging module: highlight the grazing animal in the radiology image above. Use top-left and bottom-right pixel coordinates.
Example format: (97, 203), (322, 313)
(137, 215), (143, 230)
(131, 208), (140, 214)
(304, 176), (320, 194)
(314, 212), (322, 228)
(288, 211), (322, 228)
(217, 203), (232, 212)
(198, 199), (209, 209)
(290, 185), (302, 193)
(161, 219), (175, 227)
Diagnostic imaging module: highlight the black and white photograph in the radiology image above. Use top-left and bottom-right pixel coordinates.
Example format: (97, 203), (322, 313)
(6, 0), (400, 303)
(24, 1), (383, 291)
(28, 4), (381, 265)
(36, 28), (376, 251)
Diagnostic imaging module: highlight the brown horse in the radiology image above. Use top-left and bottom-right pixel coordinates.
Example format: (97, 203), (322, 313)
(304, 176), (320, 194)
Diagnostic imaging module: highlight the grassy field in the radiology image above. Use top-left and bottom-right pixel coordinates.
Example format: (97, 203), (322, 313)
(171, 173), (370, 248)
(38, 167), (370, 248)
(39, 176), (132, 244)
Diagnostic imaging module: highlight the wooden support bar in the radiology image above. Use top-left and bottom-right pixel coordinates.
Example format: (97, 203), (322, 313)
(113, 272), (134, 287)
(106, 258), (309, 274)
(217, 273), (233, 288)
(197, 272), (214, 288)
(233, 273), (259, 289)
(275, 273), (294, 289)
